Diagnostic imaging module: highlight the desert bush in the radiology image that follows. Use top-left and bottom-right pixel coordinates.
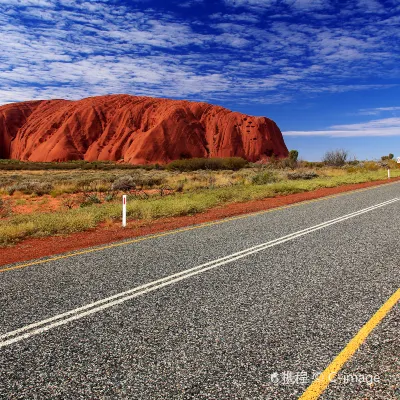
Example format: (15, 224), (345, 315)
(104, 193), (115, 202)
(0, 198), (12, 217)
(286, 171), (319, 180)
(62, 198), (76, 210)
(345, 166), (360, 173)
(220, 157), (248, 170)
(322, 149), (349, 166)
(275, 157), (297, 169)
(111, 176), (137, 191)
(251, 171), (277, 185)
(289, 150), (299, 163)
(80, 194), (101, 208)
(362, 161), (380, 171)
(382, 154), (394, 161)
(6, 181), (53, 196)
(6, 186), (16, 195)
(0, 160), (162, 171)
(166, 157), (247, 172)
(347, 159), (360, 166)
(132, 173), (166, 188)
(32, 182), (54, 196)
(300, 161), (324, 169)
(387, 159), (400, 169)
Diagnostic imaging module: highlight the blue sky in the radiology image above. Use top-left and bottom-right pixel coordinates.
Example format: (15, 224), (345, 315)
(0, 0), (399, 160)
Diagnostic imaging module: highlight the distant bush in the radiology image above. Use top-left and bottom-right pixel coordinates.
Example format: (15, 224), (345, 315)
(251, 171), (277, 185)
(381, 153), (395, 161)
(111, 176), (137, 191)
(104, 193), (115, 202)
(0, 198), (12, 217)
(80, 194), (101, 208)
(0, 159), (161, 171)
(345, 166), (360, 173)
(388, 159), (400, 169)
(289, 150), (299, 163)
(346, 160), (360, 166)
(301, 161), (325, 169)
(275, 158), (296, 169)
(7, 181), (53, 196)
(322, 149), (349, 166)
(362, 161), (380, 171)
(166, 157), (248, 172)
(132, 173), (165, 188)
(286, 171), (319, 180)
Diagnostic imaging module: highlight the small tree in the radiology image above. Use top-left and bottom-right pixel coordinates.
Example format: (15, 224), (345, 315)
(322, 149), (349, 167)
(289, 150), (299, 163)
(382, 154), (394, 161)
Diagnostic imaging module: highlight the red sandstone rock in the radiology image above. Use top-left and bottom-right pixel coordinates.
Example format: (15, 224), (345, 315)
(0, 95), (288, 164)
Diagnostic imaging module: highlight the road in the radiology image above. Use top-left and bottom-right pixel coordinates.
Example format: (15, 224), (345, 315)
(0, 182), (399, 399)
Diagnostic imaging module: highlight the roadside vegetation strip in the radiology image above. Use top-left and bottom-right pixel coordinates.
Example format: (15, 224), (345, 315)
(1, 198), (399, 349)
(1, 178), (400, 273)
(1, 170), (400, 247)
(299, 288), (400, 400)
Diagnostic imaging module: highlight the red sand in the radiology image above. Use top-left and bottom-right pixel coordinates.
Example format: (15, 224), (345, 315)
(0, 95), (288, 164)
(1, 177), (398, 267)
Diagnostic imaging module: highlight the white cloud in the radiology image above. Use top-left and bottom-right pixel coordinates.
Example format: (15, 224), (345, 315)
(223, 0), (332, 11)
(284, 117), (400, 137)
(0, 0), (399, 105)
(357, 106), (400, 115)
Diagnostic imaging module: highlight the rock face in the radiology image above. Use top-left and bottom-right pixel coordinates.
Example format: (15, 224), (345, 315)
(0, 95), (288, 164)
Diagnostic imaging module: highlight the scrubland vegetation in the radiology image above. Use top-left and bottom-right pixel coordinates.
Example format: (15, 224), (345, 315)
(0, 152), (399, 246)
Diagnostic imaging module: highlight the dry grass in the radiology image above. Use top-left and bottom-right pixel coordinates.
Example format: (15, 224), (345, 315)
(0, 164), (399, 246)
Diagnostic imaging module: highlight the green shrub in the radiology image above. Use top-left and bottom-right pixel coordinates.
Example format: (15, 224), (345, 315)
(0, 160), (163, 171)
(289, 150), (299, 162)
(286, 171), (319, 180)
(166, 157), (247, 172)
(111, 176), (136, 191)
(382, 154), (394, 161)
(6, 186), (16, 195)
(80, 194), (101, 207)
(0, 198), (12, 217)
(251, 171), (277, 185)
(132, 173), (165, 188)
(276, 157), (297, 169)
(105, 193), (115, 202)
(7, 181), (53, 196)
(361, 161), (380, 171)
(345, 166), (360, 173)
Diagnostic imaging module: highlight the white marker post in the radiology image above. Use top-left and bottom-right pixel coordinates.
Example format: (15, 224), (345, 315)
(122, 195), (127, 227)
(388, 169), (391, 180)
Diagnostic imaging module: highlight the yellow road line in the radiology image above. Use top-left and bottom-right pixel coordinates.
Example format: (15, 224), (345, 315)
(299, 288), (400, 400)
(1, 180), (399, 274)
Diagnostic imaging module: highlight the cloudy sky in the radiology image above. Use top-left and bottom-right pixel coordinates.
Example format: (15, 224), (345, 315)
(0, 0), (399, 160)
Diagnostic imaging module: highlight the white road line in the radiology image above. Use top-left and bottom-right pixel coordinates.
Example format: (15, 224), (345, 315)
(1, 197), (399, 349)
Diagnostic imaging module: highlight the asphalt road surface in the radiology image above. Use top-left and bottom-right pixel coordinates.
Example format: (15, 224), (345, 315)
(1, 182), (399, 399)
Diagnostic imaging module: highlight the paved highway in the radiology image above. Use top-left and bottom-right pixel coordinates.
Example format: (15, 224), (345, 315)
(1, 182), (399, 399)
